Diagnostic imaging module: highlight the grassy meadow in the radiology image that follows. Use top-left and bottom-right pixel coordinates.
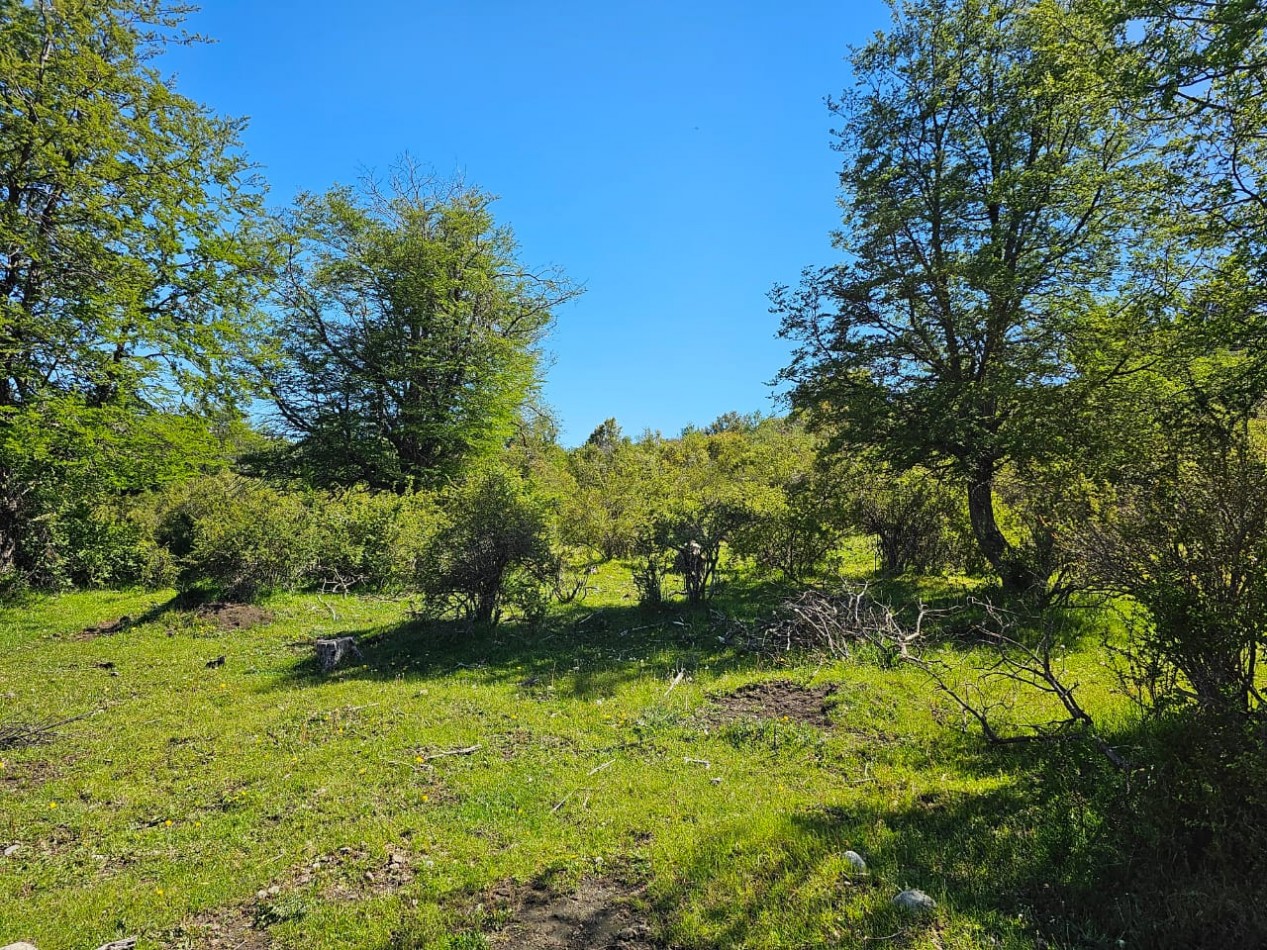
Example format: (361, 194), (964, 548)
(0, 564), (1140, 949)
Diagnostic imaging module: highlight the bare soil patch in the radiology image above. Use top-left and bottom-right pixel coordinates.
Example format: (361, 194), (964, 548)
(710, 680), (836, 728)
(169, 908), (270, 949)
(193, 602), (272, 631)
(489, 877), (663, 949)
(266, 844), (416, 903)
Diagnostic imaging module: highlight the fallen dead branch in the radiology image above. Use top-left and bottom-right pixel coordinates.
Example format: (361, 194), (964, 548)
(0, 712), (92, 750)
(744, 586), (1131, 771)
(418, 744), (482, 762)
(911, 598), (1132, 771)
(740, 584), (940, 658)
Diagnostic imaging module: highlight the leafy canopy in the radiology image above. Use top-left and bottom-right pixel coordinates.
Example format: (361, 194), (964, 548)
(266, 166), (581, 490)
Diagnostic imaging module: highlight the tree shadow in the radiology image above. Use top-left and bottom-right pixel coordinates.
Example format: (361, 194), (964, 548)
(644, 737), (1130, 948)
(648, 710), (1267, 949)
(271, 600), (760, 697)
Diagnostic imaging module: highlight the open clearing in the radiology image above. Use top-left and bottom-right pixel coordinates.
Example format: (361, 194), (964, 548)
(0, 569), (1128, 949)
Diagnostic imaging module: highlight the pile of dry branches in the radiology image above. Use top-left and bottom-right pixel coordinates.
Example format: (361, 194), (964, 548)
(741, 584), (936, 658)
(742, 587), (1130, 769)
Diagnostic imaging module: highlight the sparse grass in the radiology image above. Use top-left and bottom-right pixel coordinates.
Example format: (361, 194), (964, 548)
(0, 568), (1144, 949)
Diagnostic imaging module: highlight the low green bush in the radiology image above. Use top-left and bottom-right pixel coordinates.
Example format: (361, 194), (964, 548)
(417, 464), (555, 625)
(308, 487), (439, 593)
(152, 474), (320, 600)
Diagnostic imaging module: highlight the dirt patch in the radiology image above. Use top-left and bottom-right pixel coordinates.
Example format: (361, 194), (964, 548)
(193, 602), (272, 631)
(490, 878), (663, 949)
(169, 908), (270, 949)
(265, 844), (416, 903)
(78, 616), (132, 639)
(710, 680), (836, 728)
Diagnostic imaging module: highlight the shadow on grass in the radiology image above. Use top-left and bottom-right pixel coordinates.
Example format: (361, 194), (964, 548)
(650, 710), (1267, 950)
(646, 741), (1123, 948)
(272, 600), (762, 698)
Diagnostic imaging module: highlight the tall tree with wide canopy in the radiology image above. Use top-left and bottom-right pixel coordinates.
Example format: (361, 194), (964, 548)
(0, 0), (270, 409)
(267, 168), (581, 490)
(0, 0), (272, 582)
(773, 0), (1158, 593)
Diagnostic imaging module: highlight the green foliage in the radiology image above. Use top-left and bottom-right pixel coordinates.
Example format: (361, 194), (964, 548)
(727, 420), (846, 582)
(417, 464), (556, 624)
(0, 0), (273, 413)
(1078, 432), (1267, 715)
(850, 465), (973, 577)
(0, 0), (273, 591)
(152, 474), (320, 601)
(0, 397), (244, 592)
(266, 165), (581, 490)
(142, 475), (440, 600)
(308, 487), (440, 594)
(773, 0), (1159, 592)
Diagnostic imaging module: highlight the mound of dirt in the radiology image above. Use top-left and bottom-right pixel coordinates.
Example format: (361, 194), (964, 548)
(194, 602), (271, 631)
(711, 680), (836, 728)
(491, 878), (662, 949)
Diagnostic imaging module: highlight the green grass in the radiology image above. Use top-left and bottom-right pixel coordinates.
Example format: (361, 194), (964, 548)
(0, 569), (1137, 949)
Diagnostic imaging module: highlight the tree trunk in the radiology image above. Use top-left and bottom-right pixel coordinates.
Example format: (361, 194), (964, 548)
(966, 463), (1040, 596)
(0, 469), (21, 581)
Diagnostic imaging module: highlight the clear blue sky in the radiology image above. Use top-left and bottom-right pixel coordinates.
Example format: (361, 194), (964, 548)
(162, 1), (891, 444)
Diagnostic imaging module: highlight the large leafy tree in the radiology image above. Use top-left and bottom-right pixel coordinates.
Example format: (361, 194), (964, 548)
(266, 168), (581, 490)
(0, 0), (272, 583)
(1122, 0), (1267, 426)
(773, 0), (1157, 593)
(0, 0), (270, 409)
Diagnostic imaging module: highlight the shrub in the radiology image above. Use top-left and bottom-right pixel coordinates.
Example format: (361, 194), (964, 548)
(730, 473), (846, 582)
(1078, 435), (1267, 716)
(852, 467), (970, 575)
(152, 474), (320, 600)
(64, 502), (177, 589)
(309, 488), (438, 592)
(417, 465), (555, 625)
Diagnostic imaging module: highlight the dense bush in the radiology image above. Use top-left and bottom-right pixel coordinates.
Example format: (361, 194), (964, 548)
(416, 465), (556, 624)
(143, 476), (440, 599)
(1079, 435), (1267, 716)
(152, 474), (321, 600)
(0, 399), (245, 595)
(307, 487), (439, 593)
(851, 466), (972, 576)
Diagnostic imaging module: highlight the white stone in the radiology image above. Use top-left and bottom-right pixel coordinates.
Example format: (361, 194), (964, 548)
(315, 636), (362, 673)
(893, 888), (937, 912)
(843, 850), (867, 872)
(3, 943), (40, 950)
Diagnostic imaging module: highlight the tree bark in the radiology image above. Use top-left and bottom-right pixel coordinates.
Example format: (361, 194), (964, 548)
(966, 461), (1040, 596)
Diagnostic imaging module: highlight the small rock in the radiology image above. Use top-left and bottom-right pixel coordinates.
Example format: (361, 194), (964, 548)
(2, 943), (39, 950)
(3, 844), (22, 857)
(844, 850), (867, 872)
(267, 885), (280, 896)
(314, 637), (362, 673)
(893, 888), (937, 912)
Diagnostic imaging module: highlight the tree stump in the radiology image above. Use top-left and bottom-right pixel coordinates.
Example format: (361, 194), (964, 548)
(315, 636), (362, 673)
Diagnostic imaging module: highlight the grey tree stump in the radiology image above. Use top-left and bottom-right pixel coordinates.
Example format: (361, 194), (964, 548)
(315, 636), (363, 672)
